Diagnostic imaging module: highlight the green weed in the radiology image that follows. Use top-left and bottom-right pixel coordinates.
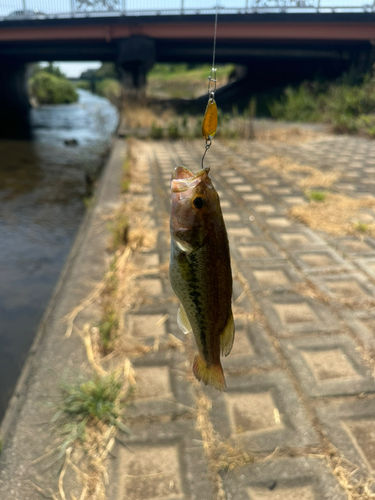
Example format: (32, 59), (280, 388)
(52, 374), (132, 457)
(98, 309), (118, 351)
(306, 190), (329, 202)
(353, 222), (370, 233)
(121, 156), (131, 193)
(167, 121), (181, 140)
(110, 211), (129, 250)
(150, 122), (164, 139)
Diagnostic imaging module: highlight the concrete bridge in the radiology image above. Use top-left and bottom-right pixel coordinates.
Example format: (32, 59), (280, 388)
(1, 4), (375, 138)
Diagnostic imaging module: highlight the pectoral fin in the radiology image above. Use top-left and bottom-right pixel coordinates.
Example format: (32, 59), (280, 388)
(220, 312), (235, 357)
(177, 305), (192, 334)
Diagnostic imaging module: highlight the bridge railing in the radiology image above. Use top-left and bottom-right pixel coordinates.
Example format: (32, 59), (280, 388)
(1, 0), (374, 20)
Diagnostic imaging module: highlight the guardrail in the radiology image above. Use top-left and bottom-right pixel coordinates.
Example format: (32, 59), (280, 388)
(1, 0), (374, 20)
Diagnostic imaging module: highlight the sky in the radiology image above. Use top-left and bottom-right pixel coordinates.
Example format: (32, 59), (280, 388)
(53, 61), (102, 78)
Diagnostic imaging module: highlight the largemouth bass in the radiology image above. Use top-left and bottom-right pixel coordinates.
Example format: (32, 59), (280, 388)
(169, 166), (234, 391)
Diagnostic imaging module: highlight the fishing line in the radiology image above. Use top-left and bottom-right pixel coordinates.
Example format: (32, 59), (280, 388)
(201, 1), (219, 169)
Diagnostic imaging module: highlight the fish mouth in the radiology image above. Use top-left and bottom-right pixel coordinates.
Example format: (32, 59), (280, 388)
(171, 166), (210, 193)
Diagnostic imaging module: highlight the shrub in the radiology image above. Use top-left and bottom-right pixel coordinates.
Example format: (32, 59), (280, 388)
(96, 78), (121, 102)
(269, 85), (323, 122)
(75, 80), (91, 91)
(269, 74), (375, 138)
(29, 71), (78, 105)
(150, 122), (164, 139)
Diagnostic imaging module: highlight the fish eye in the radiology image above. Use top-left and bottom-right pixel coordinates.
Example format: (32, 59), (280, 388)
(193, 197), (204, 209)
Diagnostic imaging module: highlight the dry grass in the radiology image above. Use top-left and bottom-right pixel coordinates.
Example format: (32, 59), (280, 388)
(290, 193), (375, 237)
(194, 389), (254, 500)
(325, 446), (375, 500)
(255, 127), (320, 144)
(122, 102), (174, 129)
(259, 155), (340, 189)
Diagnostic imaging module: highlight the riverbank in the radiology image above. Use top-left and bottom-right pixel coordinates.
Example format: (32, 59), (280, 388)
(0, 90), (118, 425)
(0, 138), (127, 495)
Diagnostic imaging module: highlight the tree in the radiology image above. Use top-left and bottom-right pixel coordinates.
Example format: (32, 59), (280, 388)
(43, 62), (65, 78)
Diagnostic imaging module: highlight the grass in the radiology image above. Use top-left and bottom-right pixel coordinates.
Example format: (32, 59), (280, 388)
(110, 209), (129, 250)
(353, 222), (371, 233)
(121, 155), (131, 193)
(96, 78), (121, 105)
(306, 190), (329, 202)
(98, 309), (118, 352)
(148, 63), (234, 99)
(52, 373), (132, 456)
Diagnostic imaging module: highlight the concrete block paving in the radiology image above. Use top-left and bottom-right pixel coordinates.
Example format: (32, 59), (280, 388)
(106, 135), (375, 499)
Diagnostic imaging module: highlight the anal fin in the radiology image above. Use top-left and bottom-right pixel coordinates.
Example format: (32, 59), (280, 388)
(220, 312), (235, 357)
(177, 305), (192, 334)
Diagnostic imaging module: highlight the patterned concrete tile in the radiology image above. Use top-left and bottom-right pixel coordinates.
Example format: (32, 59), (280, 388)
(235, 241), (281, 262)
(254, 204), (277, 215)
(342, 309), (375, 350)
(210, 372), (318, 452)
(133, 252), (159, 268)
(242, 193), (265, 203)
(127, 357), (195, 421)
(283, 195), (308, 205)
(222, 321), (277, 373)
(233, 185), (254, 193)
(112, 445), (183, 499)
(355, 257), (375, 281)
(332, 237), (375, 257)
(223, 212), (242, 222)
(280, 334), (375, 397)
(291, 248), (353, 274)
(138, 277), (164, 297)
(128, 312), (169, 340)
(316, 399), (375, 475)
(271, 229), (325, 249)
(238, 261), (302, 293)
(225, 176), (246, 184)
(227, 226), (257, 243)
(108, 420), (212, 500)
(260, 294), (338, 337)
(310, 273), (375, 304)
(265, 217), (292, 229)
(273, 187), (293, 195)
(222, 458), (346, 500)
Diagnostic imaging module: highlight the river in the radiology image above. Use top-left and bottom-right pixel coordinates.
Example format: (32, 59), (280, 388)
(0, 90), (119, 422)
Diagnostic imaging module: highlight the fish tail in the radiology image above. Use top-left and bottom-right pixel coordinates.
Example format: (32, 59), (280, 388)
(193, 354), (226, 392)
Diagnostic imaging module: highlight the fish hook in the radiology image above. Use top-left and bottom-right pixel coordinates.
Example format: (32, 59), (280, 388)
(201, 138), (212, 169)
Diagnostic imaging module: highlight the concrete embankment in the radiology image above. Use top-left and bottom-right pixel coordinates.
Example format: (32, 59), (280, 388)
(0, 138), (127, 498)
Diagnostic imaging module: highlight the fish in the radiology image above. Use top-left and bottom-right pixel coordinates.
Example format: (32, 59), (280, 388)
(169, 165), (234, 391)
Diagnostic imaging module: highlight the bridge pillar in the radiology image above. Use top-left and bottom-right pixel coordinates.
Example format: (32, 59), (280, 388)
(0, 61), (31, 139)
(117, 36), (155, 103)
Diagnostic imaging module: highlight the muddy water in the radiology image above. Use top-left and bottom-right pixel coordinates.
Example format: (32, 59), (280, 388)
(0, 90), (118, 421)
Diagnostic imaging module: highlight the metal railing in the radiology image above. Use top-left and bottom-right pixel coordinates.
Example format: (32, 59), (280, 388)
(0, 0), (374, 20)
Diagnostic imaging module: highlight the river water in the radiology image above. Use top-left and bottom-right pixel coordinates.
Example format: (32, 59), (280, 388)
(0, 90), (119, 422)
